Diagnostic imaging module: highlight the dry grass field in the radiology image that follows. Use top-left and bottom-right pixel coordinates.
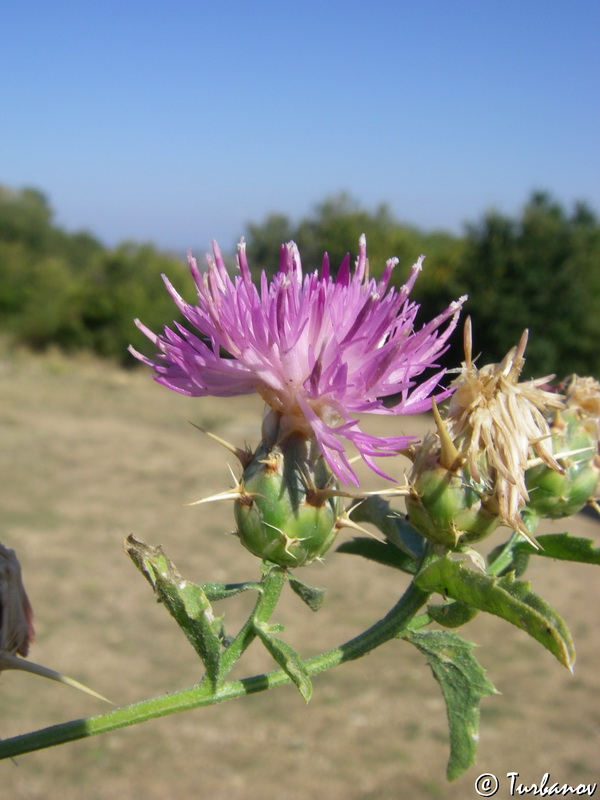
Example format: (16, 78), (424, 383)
(1, 340), (599, 799)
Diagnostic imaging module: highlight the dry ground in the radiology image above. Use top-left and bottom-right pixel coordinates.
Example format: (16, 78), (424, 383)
(1, 342), (599, 800)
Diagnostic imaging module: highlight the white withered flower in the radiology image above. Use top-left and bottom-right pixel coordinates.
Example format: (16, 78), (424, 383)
(445, 319), (565, 537)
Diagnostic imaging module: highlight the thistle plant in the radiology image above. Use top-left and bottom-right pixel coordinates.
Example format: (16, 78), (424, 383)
(1, 238), (599, 782)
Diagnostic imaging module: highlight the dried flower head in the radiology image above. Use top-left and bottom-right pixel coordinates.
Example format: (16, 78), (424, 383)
(0, 544), (34, 658)
(565, 375), (600, 420)
(445, 319), (565, 534)
(131, 236), (465, 484)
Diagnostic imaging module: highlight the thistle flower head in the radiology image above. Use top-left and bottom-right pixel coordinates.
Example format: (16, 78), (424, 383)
(131, 236), (465, 484)
(524, 374), (600, 520)
(565, 375), (600, 420)
(445, 318), (565, 533)
(0, 544), (34, 658)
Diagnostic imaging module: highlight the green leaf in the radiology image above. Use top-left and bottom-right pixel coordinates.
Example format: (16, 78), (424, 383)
(254, 620), (313, 702)
(348, 496), (426, 559)
(403, 629), (497, 781)
(125, 535), (222, 685)
(336, 537), (420, 573)
(519, 532), (600, 567)
(489, 532), (600, 578)
(288, 576), (326, 611)
(200, 581), (262, 601)
(427, 601), (479, 628)
(415, 556), (576, 670)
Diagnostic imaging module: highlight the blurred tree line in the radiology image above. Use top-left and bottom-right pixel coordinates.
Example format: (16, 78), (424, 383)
(245, 191), (600, 378)
(0, 185), (190, 364)
(1, 184), (598, 378)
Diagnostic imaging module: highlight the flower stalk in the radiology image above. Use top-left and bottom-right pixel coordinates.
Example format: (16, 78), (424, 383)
(0, 560), (433, 761)
(5, 237), (600, 783)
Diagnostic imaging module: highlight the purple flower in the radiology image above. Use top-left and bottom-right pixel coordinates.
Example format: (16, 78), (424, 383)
(130, 236), (465, 484)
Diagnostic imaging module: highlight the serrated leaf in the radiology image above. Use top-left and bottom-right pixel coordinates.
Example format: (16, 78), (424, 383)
(254, 620), (312, 702)
(125, 535), (222, 685)
(336, 537), (420, 573)
(288, 576), (326, 611)
(415, 556), (576, 670)
(349, 496), (426, 559)
(403, 629), (497, 781)
(200, 581), (262, 601)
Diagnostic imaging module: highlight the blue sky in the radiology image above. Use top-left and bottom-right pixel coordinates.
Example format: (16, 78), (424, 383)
(2, 0), (599, 254)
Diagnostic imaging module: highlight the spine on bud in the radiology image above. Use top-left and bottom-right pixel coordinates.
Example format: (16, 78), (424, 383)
(405, 436), (500, 549)
(234, 412), (342, 567)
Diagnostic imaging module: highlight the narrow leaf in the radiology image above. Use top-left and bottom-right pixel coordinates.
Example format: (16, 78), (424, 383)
(518, 532), (600, 565)
(200, 581), (262, 601)
(336, 537), (419, 573)
(415, 556), (576, 670)
(489, 532), (600, 578)
(254, 621), (312, 702)
(349, 496), (426, 559)
(403, 629), (497, 781)
(125, 535), (222, 685)
(288, 577), (326, 611)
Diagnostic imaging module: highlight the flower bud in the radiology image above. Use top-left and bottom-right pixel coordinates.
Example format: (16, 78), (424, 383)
(405, 437), (500, 549)
(234, 411), (342, 567)
(0, 544), (35, 657)
(525, 409), (600, 519)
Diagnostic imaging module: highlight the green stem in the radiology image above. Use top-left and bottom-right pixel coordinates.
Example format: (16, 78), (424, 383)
(486, 531), (523, 576)
(0, 572), (430, 761)
(218, 564), (286, 678)
(487, 511), (541, 576)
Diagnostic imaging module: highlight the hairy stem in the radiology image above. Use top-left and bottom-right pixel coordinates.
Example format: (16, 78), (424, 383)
(0, 575), (430, 760)
(218, 563), (287, 678)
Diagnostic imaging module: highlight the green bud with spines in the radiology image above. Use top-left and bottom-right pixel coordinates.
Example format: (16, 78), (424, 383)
(234, 411), (342, 567)
(404, 401), (501, 549)
(405, 438), (500, 549)
(525, 409), (600, 519)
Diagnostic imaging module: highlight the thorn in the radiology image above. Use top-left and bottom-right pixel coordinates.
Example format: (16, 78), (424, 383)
(307, 487), (359, 507)
(293, 461), (357, 506)
(516, 521), (541, 550)
(432, 399), (462, 472)
(361, 484), (411, 497)
(189, 422), (253, 467)
(336, 512), (382, 540)
(262, 522), (307, 557)
(0, 652), (112, 703)
(526, 446), (589, 472)
(226, 462), (240, 483)
(186, 486), (243, 506)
